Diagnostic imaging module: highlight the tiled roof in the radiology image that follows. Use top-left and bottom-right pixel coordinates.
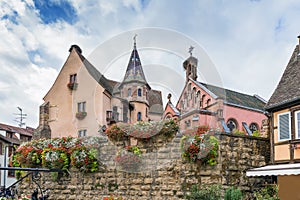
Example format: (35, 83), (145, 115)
(121, 44), (148, 84)
(266, 45), (300, 110)
(198, 82), (266, 112)
(0, 123), (33, 137)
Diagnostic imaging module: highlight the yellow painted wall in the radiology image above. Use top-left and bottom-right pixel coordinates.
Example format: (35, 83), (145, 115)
(273, 109), (290, 161)
(274, 145), (290, 161)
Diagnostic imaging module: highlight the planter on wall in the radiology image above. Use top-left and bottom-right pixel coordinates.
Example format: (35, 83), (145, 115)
(76, 112), (87, 120)
(67, 82), (78, 90)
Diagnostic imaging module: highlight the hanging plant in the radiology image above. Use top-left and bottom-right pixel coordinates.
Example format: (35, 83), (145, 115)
(105, 119), (178, 141)
(12, 137), (100, 173)
(181, 127), (219, 166)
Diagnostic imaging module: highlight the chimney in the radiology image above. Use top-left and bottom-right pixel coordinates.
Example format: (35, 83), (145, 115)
(69, 44), (82, 54)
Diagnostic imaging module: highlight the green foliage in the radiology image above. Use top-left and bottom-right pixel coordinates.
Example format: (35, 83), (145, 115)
(233, 129), (245, 135)
(252, 130), (261, 137)
(126, 145), (142, 156)
(224, 187), (243, 200)
(254, 185), (280, 200)
(185, 184), (222, 200)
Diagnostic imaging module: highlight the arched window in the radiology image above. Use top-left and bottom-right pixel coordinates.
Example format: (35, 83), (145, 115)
(128, 88), (131, 97)
(137, 112), (142, 121)
(227, 118), (238, 132)
(188, 83), (191, 91)
(138, 88), (142, 97)
(193, 88), (197, 105)
(249, 123), (259, 132)
(201, 94), (206, 108)
(207, 99), (211, 106)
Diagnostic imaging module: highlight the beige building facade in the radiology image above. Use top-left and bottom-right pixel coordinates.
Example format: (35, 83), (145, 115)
(35, 42), (163, 139)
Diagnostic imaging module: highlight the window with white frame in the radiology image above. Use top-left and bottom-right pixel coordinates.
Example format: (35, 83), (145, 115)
(295, 111), (300, 139)
(78, 129), (87, 137)
(77, 102), (86, 112)
(278, 112), (291, 141)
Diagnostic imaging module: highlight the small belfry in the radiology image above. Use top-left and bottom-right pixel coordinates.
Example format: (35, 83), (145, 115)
(183, 46), (198, 82)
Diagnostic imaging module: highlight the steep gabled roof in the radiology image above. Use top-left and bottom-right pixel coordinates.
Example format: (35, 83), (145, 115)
(73, 46), (113, 94)
(266, 45), (300, 111)
(194, 81), (266, 112)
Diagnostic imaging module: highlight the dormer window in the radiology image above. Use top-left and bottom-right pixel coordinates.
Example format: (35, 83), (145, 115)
(68, 74), (78, 90)
(138, 88), (142, 97)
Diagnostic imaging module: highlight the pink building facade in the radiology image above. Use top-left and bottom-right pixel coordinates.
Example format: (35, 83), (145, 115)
(164, 54), (267, 135)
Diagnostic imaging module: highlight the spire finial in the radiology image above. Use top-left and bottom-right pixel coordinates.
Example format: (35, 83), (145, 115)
(133, 34), (137, 49)
(188, 46), (194, 56)
(167, 93), (172, 103)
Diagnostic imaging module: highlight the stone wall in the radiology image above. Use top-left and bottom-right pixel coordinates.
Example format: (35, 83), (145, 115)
(18, 133), (270, 200)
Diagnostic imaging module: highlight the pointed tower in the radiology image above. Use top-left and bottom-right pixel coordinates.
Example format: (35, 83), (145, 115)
(183, 46), (198, 82)
(119, 35), (150, 123)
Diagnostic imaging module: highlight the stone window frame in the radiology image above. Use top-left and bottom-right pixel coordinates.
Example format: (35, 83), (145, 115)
(278, 112), (291, 141)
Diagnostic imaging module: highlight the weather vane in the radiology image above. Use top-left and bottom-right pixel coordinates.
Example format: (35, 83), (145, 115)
(133, 34), (137, 44)
(188, 46), (194, 56)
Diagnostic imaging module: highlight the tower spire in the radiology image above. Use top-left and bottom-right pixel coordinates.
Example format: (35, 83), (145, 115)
(133, 34), (137, 49)
(121, 35), (148, 85)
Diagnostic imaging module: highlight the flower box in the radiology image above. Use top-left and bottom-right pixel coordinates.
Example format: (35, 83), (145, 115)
(76, 112), (87, 120)
(67, 82), (78, 90)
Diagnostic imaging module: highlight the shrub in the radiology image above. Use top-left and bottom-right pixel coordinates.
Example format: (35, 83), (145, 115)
(254, 184), (280, 200)
(224, 187), (243, 200)
(185, 184), (222, 200)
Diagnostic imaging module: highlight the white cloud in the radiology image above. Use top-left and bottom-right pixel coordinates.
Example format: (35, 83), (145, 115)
(1, 0), (300, 127)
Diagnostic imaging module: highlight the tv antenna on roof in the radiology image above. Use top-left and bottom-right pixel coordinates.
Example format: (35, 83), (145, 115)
(14, 107), (27, 127)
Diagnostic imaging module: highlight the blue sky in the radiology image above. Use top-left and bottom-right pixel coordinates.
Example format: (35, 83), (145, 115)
(0, 0), (300, 127)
